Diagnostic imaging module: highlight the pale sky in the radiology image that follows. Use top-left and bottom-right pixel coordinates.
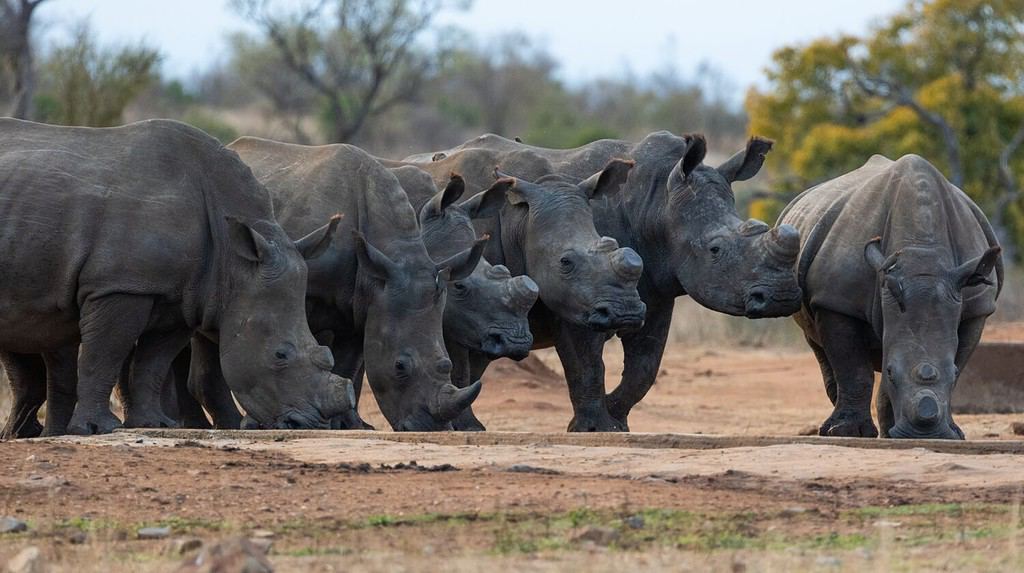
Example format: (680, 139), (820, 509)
(39, 0), (906, 101)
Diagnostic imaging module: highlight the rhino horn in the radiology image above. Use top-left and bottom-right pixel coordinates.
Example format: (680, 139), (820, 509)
(766, 224), (800, 263)
(320, 375), (356, 418)
(429, 381), (482, 422)
(509, 275), (539, 311)
(612, 247), (644, 281)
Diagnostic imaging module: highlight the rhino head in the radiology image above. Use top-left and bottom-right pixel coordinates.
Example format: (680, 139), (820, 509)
(353, 229), (485, 431)
(418, 174), (538, 360)
(665, 135), (802, 318)
(493, 159), (647, 331)
(866, 238), (1000, 440)
(218, 215), (357, 429)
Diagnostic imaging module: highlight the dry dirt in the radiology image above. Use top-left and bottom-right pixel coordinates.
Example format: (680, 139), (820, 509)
(3, 324), (1024, 571)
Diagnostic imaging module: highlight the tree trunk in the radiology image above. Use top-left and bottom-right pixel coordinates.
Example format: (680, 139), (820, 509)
(993, 124), (1024, 261)
(4, 0), (42, 120)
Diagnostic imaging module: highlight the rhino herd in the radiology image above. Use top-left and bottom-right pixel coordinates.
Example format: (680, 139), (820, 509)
(0, 119), (1002, 441)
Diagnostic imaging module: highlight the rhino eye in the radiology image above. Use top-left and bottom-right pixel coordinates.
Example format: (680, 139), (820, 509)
(452, 281), (467, 293)
(395, 358), (409, 377)
(709, 246), (721, 255)
(559, 256), (575, 274)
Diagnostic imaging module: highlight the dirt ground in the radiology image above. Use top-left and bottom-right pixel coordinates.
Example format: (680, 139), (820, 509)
(3, 323), (1024, 571)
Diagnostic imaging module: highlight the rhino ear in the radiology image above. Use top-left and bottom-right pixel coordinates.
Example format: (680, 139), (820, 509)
(352, 230), (397, 281)
(578, 158), (635, 200)
(680, 134), (707, 179)
(435, 235), (487, 281)
(717, 136), (773, 183)
(461, 181), (509, 218)
(954, 246), (1001, 289)
(226, 216), (274, 263)
(421, 174), (466, 219)
(294, 214), (341, 261)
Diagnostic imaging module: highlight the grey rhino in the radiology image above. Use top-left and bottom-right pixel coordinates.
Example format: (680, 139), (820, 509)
(388, 166), (539, 429)
(0, 119), (354, 437)
(779, 154), (1001, 439)
(398, 132), (802, 431)
(386, 149), (650, 431)
(191, 138), (485, 431)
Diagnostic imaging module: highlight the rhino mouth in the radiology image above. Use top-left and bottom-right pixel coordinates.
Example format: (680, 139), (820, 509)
(586, 299), (647, 332)
(243, 408), (330, 430)
(394, 407), (452, 432)
(887, 421), (963, 440)
(481, 324), (534, 360)
(743, 285), (802, 318)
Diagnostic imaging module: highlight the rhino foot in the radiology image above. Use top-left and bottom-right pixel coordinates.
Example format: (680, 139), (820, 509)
(330, 411), (376, 430)
(451, 408), (486, 432)
(1, 416), (43, 440)
(67, 409), (123, 436)
(567, 408), (627, 432)
(819, 411), (878, 438)
(124, 411), (179, 429)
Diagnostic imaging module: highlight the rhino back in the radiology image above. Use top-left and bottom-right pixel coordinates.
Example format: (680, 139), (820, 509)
(0, 119), (263, 348)
(781, 154), (996, 322)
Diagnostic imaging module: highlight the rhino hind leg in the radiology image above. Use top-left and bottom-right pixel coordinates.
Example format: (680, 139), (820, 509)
(555, 323), (624, 432)
(805, 337), (838, 406)
(67, 295), (155, 435)
(813, 310), (878, 438)
(607, 300), (673, 430)
(188, 336), (242, 429)
(171, 348), (211, 429)
(40, 346), (79, 436)
(0, 351), (47, 439)
(122, 329), (190, 429)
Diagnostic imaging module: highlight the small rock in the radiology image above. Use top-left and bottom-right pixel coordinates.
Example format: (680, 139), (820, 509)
(4, 546), (45, 573)
(731, 559), (747, 573)
(176, 537), (273, 573)
(67, 530), (87, 545)
(873, 519), (902, 528)
(815, 555), (841, 567)
(572, 526), (620, 547)
(0, 517), (28, 534)
(250, 529), (275, 539)
(138, 526), (172, 540)
(1011, 422), (1024, 436)
(165, 537), (203, 556)
(781, 506), (808, 517)
(797, 425), (819, 436)
(623, 515), (645, 529)
(248, 537), (273, 554)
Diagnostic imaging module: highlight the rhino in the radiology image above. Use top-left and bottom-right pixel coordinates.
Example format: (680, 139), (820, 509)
(779, 154), (1002, 439)
(398, 132), (802, 431)
(388, 166), (539, 429)
(0, 119), (355, 437)
(186, 138), (485, 431)
(386, 149), (653, 431)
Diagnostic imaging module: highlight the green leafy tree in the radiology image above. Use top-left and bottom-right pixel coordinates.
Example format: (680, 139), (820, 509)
(747, 0), (1024, 254)
(36, 24), (161, 127)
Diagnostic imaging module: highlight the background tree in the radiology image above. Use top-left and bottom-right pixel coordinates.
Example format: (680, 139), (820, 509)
(747, 0), (1024, 255)
(34, 24), (160, 127)
(0, 0), (46, 118)
(233, 0), (460, 144)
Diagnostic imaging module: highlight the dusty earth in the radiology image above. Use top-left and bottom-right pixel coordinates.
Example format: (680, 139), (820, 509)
(2, 323), (1024, 571)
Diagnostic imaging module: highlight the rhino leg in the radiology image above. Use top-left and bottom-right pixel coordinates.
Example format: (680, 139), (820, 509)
(327, 336), (375, 430)
(0, 351), (46, 439)
(67, 295), (155, 436)
(814, 310), (878, 438)
(556, 323), (624, 432)
(876, 383), (895, 438)
(607, 300), (673, 430)
(40, 346), (79, 436)
(172, 347), (211, 429)
(805, 337), (837, 406)
(188, 336), (242, 429)
(449, 345), (488, 432)
(949, 316), (989, 440)
(122, 329), (190, 429)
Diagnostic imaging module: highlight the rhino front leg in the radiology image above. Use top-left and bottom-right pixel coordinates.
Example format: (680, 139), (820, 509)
(805, 336), (838, 406)
(556, 323), (622, 432)
(606, 300), (673, 431)
(0, 352), (46, 439)
(41, 346), (79, 436)
(949, 316), (989, 440)
(68, 295), (155, 435)
(328, 335), (374, 430)
(814, 309), (878, 438)
(123, 329), (190, 428)
(188, 336), (242, 429)
(171, 347), (211, 429)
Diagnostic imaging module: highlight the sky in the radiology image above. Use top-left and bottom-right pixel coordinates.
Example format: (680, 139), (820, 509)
(40, 0), (906, 100)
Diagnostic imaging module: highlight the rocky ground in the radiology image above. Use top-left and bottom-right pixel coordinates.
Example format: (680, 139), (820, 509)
(3, 323), (1024, 572)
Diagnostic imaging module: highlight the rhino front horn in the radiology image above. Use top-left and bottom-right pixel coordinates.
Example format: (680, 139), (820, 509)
(430, 381), (482, 422)
(321, 375), (356, 417)
(767, 224), (801, 262)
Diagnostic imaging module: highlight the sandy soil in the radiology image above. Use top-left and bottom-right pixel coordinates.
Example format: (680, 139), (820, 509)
(2, 324), (1024, 571)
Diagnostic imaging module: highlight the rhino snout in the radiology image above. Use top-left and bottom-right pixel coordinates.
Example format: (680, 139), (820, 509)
(587, 299), (646, 332)
(744, 283), (802, 318)
(482, 326), (533, 360)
